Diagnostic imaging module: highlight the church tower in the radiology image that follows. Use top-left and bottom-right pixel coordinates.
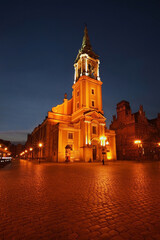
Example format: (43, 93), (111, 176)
(72, 26), (103, 121)
(71, 26), (111, 162)
(74, 26), (100, 82)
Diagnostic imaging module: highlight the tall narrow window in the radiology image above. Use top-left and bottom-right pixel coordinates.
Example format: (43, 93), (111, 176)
(91, 89), (95, 95)
(77, 91), (79, 97)
(92, 126), (96, 134)
(92, 101), (95, 107)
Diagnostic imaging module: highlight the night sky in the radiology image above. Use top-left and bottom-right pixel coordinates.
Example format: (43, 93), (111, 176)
(0, 0), (160, 143)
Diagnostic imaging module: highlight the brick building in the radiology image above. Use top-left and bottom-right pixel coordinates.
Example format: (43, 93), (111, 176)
(25, 27), (116, 162)
(110, 100), (160, 160)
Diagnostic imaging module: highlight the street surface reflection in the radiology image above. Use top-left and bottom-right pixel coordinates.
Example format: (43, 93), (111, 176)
(0, 160), (160, 239)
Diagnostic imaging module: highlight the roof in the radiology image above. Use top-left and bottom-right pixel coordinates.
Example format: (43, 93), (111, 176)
(75, 26), (99, 63)
(117, 100), (130, 107)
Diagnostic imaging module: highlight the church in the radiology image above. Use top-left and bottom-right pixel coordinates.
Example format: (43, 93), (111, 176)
(25, 27), (116, 162)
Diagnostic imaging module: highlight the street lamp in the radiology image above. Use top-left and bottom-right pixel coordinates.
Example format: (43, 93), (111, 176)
(38, 143), (43, 163)
(29, 148), (33, 160)
(158, 143), (160, 159)
(20, 152), (25, 159)
(100, 136), (107, 164)
(134, 140), (142, 145)
(100, 136), (106, 146)
(134, 140), (142, 160)
(38, 143), (43, 148)
(24, 150), (28, 159)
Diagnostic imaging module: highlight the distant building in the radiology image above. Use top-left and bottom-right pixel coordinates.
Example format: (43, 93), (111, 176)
(110, 100), (160, 160)
(25, 27), (116, 162)
(12, 144), (25, 157)
(0, 139), (12, 159)
(0, 139), (24, 158)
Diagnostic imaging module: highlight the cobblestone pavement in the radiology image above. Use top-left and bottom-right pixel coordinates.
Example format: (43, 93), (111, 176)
(1, 160), (160, 240)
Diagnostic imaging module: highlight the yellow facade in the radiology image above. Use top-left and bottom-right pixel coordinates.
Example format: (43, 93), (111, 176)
(26, 27), (116, 162)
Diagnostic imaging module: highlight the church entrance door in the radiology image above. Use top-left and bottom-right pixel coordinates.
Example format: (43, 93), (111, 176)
(92, 145), (97, 161)
(65, 145), (72, 162)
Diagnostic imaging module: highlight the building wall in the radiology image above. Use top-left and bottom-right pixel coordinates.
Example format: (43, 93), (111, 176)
(57, 123), (80, 162)
(110, 101), (160, 160)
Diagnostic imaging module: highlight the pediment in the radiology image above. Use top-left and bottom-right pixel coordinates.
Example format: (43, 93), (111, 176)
(84, 110), (106, 121)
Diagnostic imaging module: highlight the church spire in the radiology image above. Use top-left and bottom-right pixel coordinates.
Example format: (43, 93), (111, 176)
(81, 25), (92, 50)
(75, 26), (99, 63)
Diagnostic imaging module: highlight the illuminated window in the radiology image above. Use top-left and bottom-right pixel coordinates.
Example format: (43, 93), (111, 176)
(68, 133), (73, 139)
(91, 89), (95, 95)
(77, 91), (79, 96)
(92, 126), (96, 134)
(77, 102), (79, 109)
(92, 101), (95, 107)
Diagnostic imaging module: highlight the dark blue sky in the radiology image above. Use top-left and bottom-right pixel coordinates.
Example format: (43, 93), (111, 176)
(0, 0), (160, 143)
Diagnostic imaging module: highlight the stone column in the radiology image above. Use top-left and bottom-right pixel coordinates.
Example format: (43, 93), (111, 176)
(85, 57), (88, 76)
(88, 122), (91, 144)
(74, 66), (76, 83)
(76, 63), (78, 80)
(97, 61), (100, 80)
(80, 58), (83, 76)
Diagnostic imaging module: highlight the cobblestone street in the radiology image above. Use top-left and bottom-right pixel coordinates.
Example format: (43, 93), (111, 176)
(1, 160), (160, 240)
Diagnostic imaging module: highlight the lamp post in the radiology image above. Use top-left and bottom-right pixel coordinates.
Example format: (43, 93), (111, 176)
(25, 150), (28, 159)
(100, 136), (107, 165)
(157, 143), (160, 159)
(38, 143), (43, 163)
(134, 140), (142, 161)
(29, 148), (33, 160)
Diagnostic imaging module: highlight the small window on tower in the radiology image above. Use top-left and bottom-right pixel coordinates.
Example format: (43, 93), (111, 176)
(68, 133), (73, 139)
(91, 89), (95, 95)
(92, 126), (96, 134)
(92, 101), (95, 107)
(77, 91), (79, 97)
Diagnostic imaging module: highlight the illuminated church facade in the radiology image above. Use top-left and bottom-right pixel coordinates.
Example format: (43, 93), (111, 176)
(26, 27), (116, 162)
